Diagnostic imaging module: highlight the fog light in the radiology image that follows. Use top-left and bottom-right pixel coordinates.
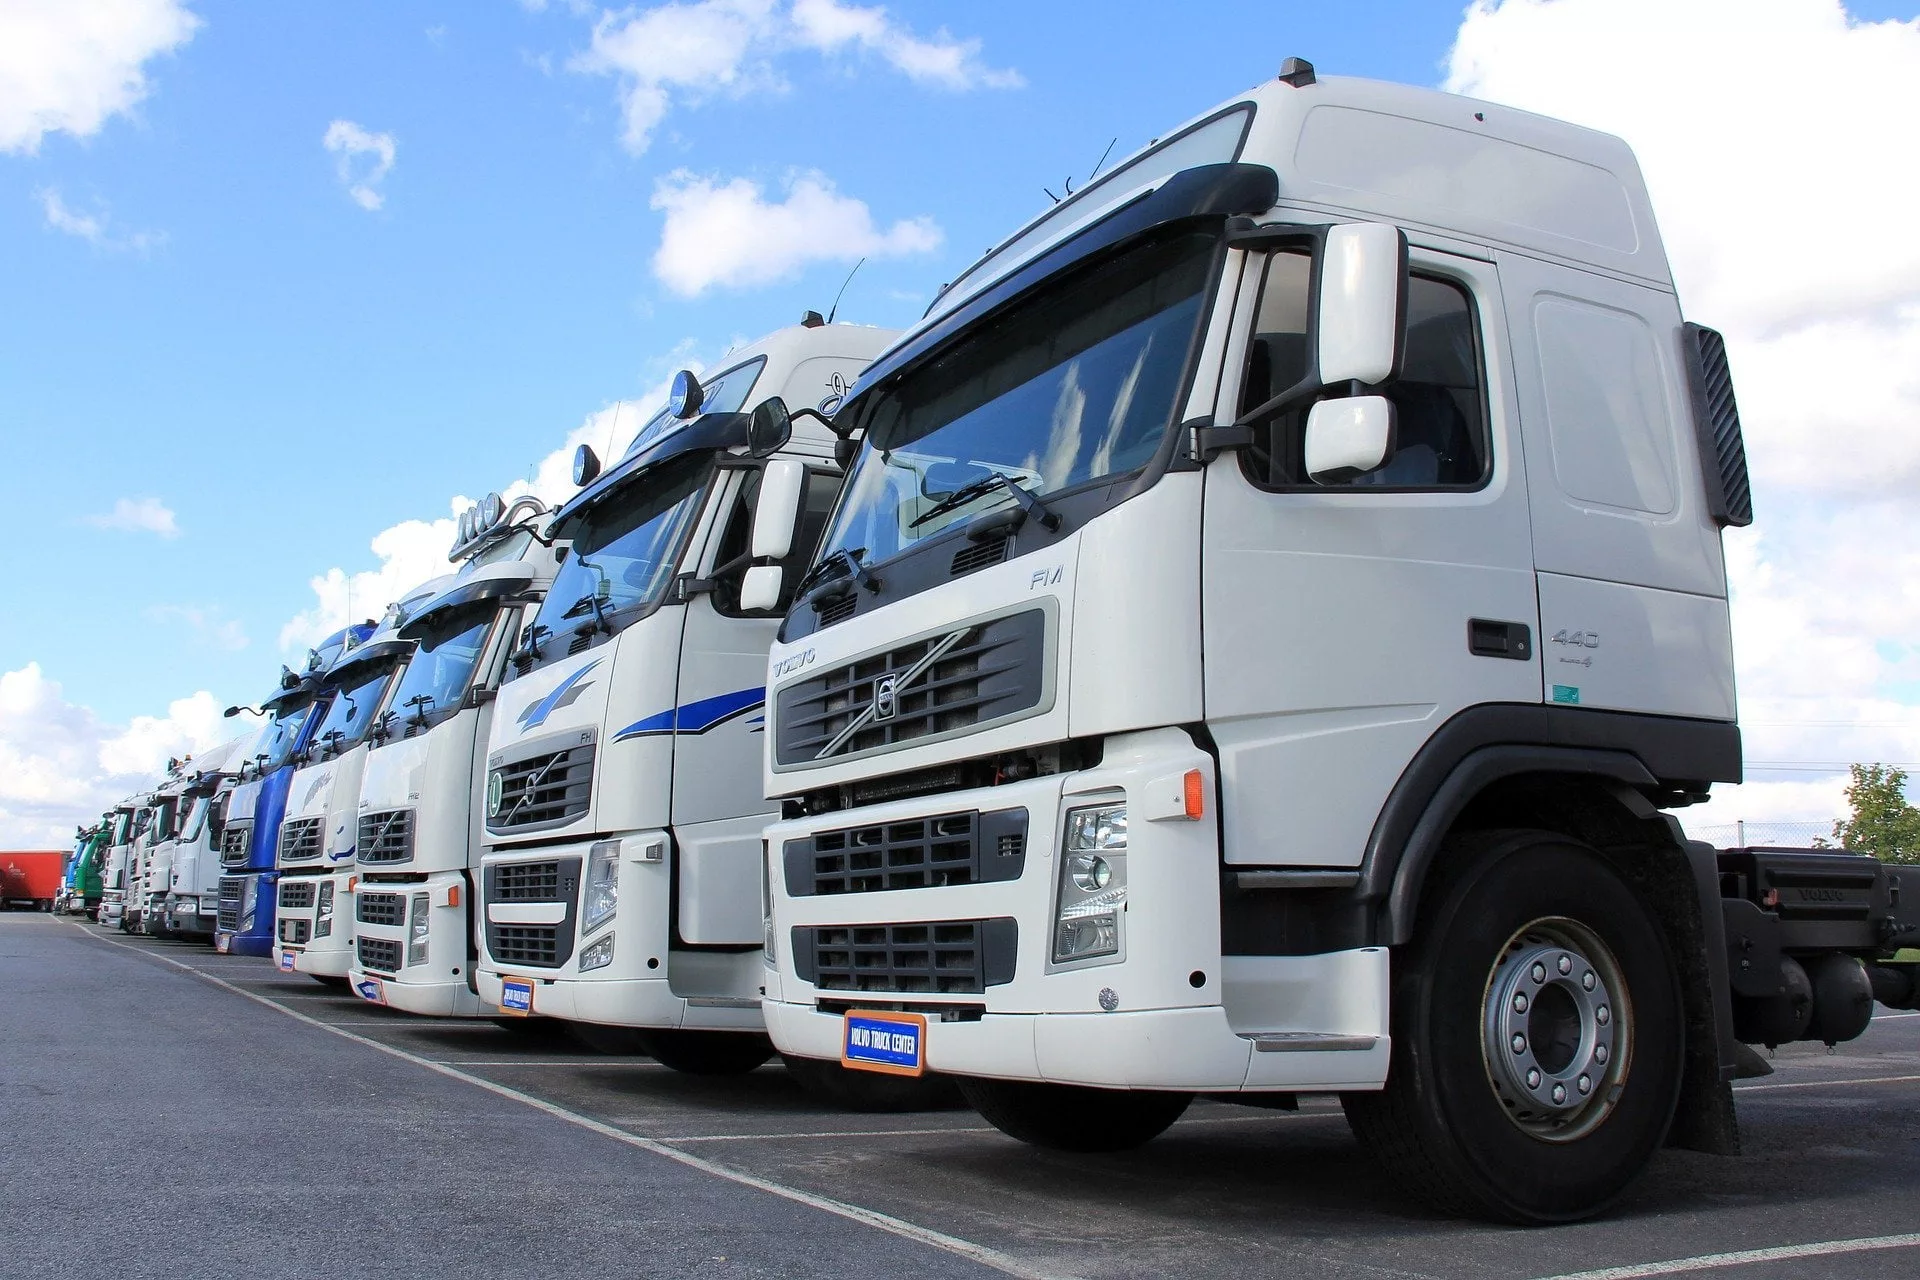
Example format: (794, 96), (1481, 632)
(579, 931), (614, 972)
(1053, 801), (1127, 964)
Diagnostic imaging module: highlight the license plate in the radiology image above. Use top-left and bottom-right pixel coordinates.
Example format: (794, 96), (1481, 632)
(278, 951), (296, 972)
(499, 977), (535, 1016)
(354, 976), (386, 1005)
(842, 1010), (928, 1076)
(214, 934), (230, 955)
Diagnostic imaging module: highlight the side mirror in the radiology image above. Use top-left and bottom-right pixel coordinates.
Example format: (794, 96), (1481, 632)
(751, 459), (806, 560)
(1316, 222), (1408, 386)
(573, 443), (601, 487)
(738, 565), (783, 612)
(224, 705), (242, 719)
(748, 398), (793, 458)
(670, 369), (704, 419)
(1305, 396), (1395, 484)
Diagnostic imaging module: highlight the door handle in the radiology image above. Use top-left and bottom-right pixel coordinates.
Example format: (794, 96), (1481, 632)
(1468, 618), (1532, 661)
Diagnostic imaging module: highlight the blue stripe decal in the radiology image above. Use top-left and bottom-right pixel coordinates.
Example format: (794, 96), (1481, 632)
(613, 686), (766, 742)
(517, 659), (602, 733)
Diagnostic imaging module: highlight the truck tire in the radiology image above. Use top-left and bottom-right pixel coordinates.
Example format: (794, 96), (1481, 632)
(639, 1030), (776, 1076)
(959, 1078), (1192, 1152)
(782, 1054), (960, 1112)
(1342, 829), (1684, 1223)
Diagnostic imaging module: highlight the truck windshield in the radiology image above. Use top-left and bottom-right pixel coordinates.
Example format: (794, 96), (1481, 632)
(818, 230), (1216, 568)
(260, 699), (320, 772)
(386, 606), (493, 725)
(528, 454), (709, 651)
(313, 663), (400, 754)
(180, 796), (210, 844)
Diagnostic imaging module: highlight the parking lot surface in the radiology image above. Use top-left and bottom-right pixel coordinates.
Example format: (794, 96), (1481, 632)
(4, 910), (1917, 1279)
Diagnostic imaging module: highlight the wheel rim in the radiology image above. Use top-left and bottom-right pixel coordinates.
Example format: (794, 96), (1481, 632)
(1480, 916), (1632, 1143)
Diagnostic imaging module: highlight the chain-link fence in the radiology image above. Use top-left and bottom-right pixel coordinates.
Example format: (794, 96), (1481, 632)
(1683, 820), (1836, 848)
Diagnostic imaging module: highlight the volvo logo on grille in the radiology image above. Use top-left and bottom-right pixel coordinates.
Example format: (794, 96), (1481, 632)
(873, 674), (900, 722)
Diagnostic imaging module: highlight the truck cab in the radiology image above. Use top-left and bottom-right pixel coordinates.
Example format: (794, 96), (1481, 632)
(159, 735), (255, 940)
(99, 797), (150, 931)
(136, 765), (191, 936)
(274, 588), (447, 980)
(475, 322), (894, 1071)
(759, 67), (1915, 1220)
(215, 625), (370, 956)
(61, 823), (108, 917)
(347, 495), (565, 1013)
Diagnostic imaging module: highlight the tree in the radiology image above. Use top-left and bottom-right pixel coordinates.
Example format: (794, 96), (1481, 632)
(1832, 764), (1920, 865)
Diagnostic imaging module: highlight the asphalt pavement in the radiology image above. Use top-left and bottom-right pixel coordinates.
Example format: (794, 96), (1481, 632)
(4, 909), (1918, 1280)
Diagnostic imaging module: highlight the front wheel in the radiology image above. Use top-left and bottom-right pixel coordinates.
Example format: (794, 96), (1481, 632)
(1342, 830), (1684, 1223)
(639, 1030), (776, 1076)
(959, 1078), (1191, 1152)
(782, 1054), (960, 1113)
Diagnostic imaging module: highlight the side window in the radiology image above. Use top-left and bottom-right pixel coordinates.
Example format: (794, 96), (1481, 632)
(711, 467), (842, 616)
(1240, 255), (1489, 490)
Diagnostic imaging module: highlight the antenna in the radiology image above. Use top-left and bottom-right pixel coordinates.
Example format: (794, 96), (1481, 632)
(604, 400), (623, 459)
(827, 257), (865, 325)
(1089, 137), (1117, 181)
(346, 577), (353, 631)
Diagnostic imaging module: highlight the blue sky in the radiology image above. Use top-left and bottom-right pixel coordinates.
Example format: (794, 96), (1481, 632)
(4, 0), (1919, 844)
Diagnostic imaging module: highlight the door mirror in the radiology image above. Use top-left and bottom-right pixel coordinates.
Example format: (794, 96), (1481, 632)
(1305, 396), (1395, 484)
(573, 443), (602, 487)
(1316, 222), (1407, 386)
(752, 458), (806, 560)
(748, 398), (793, 458)
(738, 565), (783, 612)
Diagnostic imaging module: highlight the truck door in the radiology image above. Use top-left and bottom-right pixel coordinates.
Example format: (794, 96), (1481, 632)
(1201, 246), (1539, 869)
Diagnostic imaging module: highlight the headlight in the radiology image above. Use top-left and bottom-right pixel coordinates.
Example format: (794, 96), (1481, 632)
(582, 840), (619, 934)
(578, 931), (614, 972)
(315, 879), (335, 937)
(1053, 801), (1127, 964)
(241, 877), (259, 928)
(408, 892), (430, 966)
(762, 842), (775, 966)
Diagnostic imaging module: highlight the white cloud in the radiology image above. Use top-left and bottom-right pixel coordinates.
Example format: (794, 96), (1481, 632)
(0, 0), (200, 155)
(146, 604), (248, 652)
(651, 169), (939, 295)
(37, 187), (164, 253)
(1446, 0), (1920, 832)
(83, 496), (179, 537)
(572, 0), (1018, 154)
(0, 662), (236, 847)
(322, 119), (397, 211)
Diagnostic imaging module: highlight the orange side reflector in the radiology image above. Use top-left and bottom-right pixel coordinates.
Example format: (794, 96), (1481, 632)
(447, 884), (461, 908)
(347, 875), (358, 893)
(1183, 769), (1205, 820)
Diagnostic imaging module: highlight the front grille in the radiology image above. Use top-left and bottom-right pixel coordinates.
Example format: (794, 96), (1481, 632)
(489, 925), (562, 967)
(785, 808), (1027, 896)
(219, 822), (253, 868)
(774, 609), (1045, 766)
(793, 918), (1016, 994)
(357, 936), (403, 973)
(482, 856), (580, 970)
(356, 890), (406, 927)
(358, 809), (415, 864)
(217, 877), (244, 931)
(281, 816), (324, 862)
(278, 880), (315, 909)
(278, 918), (310, 944)
(487, 746), (595, 832)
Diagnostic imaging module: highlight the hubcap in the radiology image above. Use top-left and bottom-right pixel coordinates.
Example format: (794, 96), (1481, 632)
(1481, 917), (1631, 1142)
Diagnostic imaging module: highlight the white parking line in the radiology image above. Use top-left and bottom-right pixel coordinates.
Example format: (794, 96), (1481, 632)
(434, 1059), (663, 1067)
(1531, 1232), (1920, 1279)
(1735, 1073), (1920, 1093)
(67, 922), (1065, 1280)
(658, 1109), (1341, 1145)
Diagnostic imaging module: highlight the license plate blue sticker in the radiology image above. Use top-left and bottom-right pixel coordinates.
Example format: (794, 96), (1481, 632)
(842, 1010), (928, 1076)
(354, 977), (385, 1005)
(214, 934), (230, 954)
(500, 978), (535, 1015)
(279, 951), (296, 972)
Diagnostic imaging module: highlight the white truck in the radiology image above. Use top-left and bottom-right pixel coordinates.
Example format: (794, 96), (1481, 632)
(475, 322), (904, 1079)
(758, 64), (1919, 1221)
(98, 796), (150, 931)
(272, 588), (446, 981)
(158, 734), (257, 940)
(136, 762), (192, 935)
(347, 493), (564, 1014)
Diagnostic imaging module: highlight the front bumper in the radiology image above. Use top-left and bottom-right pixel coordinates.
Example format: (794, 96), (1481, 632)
(273, 870), (354, 976)
(347, 871), (484, 1016)
(765, 727), (1390, 1093)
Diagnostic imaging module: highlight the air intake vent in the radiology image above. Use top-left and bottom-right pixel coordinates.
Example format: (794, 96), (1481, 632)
(1682, 322), (1753, 528)
(356, 890), (406, 927)
(489, 925), (562, 967)
(486, 745), (594, 832)
(357, 936), (403, 973)
(358, 809), (415, 864)
(791, 918), (1017, 994)
(950, 536), (1009, 577)
(278, 880), (315, 910)
(784, 808), (1027, 897)
(814, 592), (856, 629)
(774, 609), (1046, 766)
(568, 632), (596, 656)
(281, 816), (324, 862)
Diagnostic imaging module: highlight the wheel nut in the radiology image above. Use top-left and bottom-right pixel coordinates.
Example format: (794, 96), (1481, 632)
(1513, 992), (1528, 1013)
(1558, 954), (1573, 975)
(1551, 1083), (1566, 1105)
(1596, 1044), (1609, 1065)
(1526, 1068), (1541, 1088)
(1582, 971), (1596, 991)
(1596, 1005), (1611, 1026)
(1531, 963), (1547, 983)
(1511, 1033), (1526, 1053)
(1578, 1074), (1591, 1095)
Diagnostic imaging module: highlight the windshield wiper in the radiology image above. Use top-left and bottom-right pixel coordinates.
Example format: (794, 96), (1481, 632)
(908, 472), (1060, 532)
(561, 590), (615, 634)
(794, 547), (880, 604)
